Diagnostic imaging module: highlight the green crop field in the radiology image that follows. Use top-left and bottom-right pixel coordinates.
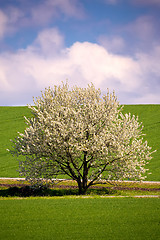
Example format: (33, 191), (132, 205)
(0, 197), (159, 240)
(0, 105), (160, 180)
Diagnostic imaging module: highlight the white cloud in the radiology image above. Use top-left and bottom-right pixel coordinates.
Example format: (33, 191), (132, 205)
(98, 35), (125, 54)
(67, 41), (141, 92)
(0, 7), (26, 39)
(47, 0), (86, 19)
(29, 0), (85, 26)
(124, 15), (155, 40)
(136, 46), (160, 76)
(0, 28), (160, 105)
(0, 0), (85, 40)
(116, 14), (160, 55)
(27, 28), (65, 57)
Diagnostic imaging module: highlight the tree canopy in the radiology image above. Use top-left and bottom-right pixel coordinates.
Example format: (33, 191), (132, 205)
(10, 83), (154, 194)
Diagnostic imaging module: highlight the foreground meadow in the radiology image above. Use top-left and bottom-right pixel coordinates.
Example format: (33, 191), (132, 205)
(0, 197), (159, 240)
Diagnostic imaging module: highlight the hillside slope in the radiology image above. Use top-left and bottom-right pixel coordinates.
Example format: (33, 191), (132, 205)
(123, 105), (160, 181)
(0, 105), (159, 180)
(0, 107), (31, 177)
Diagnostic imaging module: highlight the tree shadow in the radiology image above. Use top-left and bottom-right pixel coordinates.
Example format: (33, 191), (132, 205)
(0, 186), (117, 197)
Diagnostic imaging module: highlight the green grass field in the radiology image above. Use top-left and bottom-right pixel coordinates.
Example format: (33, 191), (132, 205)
(0, 197), (159, 240)
(122, 105), (160, 181)
(0, 105), (160, 180)
(0, 107), (31, 177)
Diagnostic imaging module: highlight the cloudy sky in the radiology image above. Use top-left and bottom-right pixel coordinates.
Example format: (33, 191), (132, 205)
(0, 0), (160, 105)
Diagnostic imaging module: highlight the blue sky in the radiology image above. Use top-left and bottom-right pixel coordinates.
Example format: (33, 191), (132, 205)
(0, 0), (160, 105)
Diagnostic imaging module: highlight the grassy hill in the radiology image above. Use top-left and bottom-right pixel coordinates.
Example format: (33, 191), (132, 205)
(0, 105), (159, 180)
(0, 107), (31, 177)
(123, 105), (160, 181)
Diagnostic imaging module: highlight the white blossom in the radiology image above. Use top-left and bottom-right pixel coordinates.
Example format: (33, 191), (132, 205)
(10, 82), (155, 194)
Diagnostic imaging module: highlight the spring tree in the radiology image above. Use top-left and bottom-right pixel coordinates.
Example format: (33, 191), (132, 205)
(10, 83), (154, 194)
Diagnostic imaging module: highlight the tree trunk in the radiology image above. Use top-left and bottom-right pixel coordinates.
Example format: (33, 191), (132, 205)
(77, 179), (88, 195)
(77, 154), (89, 195)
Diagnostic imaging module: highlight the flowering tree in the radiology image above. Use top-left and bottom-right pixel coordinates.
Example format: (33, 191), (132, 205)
(10, 83), (154, 194)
